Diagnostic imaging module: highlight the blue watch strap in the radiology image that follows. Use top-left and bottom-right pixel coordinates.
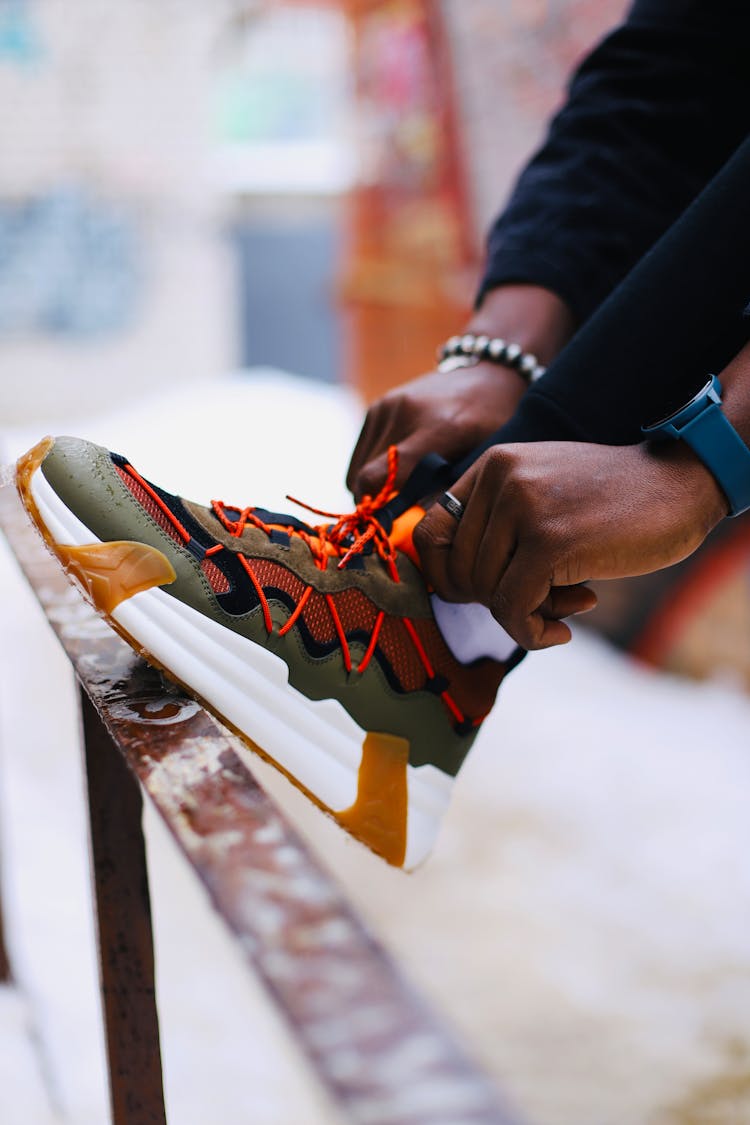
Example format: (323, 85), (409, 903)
(642, 376), (750, 516)
(679, 402), (750, 516)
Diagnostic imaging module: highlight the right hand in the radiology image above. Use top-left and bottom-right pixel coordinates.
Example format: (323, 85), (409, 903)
(346, 284), (576, 499)
(346, 362), (526, 500)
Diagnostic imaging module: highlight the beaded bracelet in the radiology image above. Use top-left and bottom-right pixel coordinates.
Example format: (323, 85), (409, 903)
(437, 333), (546, 383)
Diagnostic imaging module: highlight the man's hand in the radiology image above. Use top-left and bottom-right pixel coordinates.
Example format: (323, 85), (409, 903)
(346, 284), (575, 500)
(413, 440), (728, 650)
(347, 362), (527, 499)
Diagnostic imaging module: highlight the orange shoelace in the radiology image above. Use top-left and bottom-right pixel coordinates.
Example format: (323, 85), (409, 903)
(205, 447), (401, 675)
(120, 449), (477, 725)
(211, 445), (401, 583)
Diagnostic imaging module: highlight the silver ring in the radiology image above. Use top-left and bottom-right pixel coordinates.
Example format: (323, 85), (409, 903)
(437, 490), (464, 522)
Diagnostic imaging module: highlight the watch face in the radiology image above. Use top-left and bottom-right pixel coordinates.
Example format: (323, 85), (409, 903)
(646, 378), (715, 430)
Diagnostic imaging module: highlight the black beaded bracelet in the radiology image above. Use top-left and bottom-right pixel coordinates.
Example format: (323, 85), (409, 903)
(437, 333), (546, 383)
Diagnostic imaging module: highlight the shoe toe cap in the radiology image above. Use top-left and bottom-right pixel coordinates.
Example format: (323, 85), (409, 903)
(40, 435), (135, 538)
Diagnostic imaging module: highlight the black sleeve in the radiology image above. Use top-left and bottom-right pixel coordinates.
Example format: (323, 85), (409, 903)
(477, 0), (750, 323)
(450, 131), (750, 470)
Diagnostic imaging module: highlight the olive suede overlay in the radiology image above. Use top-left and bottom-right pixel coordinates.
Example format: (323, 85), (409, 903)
(39, 437), (494, 776)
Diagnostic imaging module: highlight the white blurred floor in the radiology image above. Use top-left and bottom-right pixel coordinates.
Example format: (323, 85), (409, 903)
(2, 371), (750, 1125)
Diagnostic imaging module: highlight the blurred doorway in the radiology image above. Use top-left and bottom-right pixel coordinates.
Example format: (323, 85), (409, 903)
(215, 5), (352, 383)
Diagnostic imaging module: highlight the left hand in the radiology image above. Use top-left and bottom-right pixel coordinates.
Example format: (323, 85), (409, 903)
(413, 440), (728, 650)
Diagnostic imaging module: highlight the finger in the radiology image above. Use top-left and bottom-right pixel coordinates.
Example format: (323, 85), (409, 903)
(413, 500), (465, 600)
(413, 471), (479, 601)
(354, 429), (432, 499)
(539, 584), (598, 620)
(350, 415), (406, 499)
(348, 406), (407, 498)
(354, 449), (393, 501)
(491, 550), (572, 650)
(470, 495), (518, 605)
(346, 408), (383, 495)
(416, 455), (491, 599)
(445, 504), (482, 599)
(444, 446), (520, 601)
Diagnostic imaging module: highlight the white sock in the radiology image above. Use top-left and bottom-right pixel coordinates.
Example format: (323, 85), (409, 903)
(431, 595), (519, 664)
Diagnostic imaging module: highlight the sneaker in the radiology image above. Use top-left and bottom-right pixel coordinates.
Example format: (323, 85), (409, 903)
(17, 435), (519, 868)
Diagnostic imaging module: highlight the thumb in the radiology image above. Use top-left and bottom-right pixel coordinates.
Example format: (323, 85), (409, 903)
(352, 450), (391, 501)
(352, 435), (434, 501)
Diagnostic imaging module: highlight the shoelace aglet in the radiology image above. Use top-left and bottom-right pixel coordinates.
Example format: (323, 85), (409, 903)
(337, 523), (379, 570)
(337, 549), (354, 571)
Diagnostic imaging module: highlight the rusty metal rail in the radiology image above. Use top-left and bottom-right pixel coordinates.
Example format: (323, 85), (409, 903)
(0, 483), (522, 1125)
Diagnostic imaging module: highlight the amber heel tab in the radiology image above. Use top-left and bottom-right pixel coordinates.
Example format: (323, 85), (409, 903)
(337, 732), (410, 867)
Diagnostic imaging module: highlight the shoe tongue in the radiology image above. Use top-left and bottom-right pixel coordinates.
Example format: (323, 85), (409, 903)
(376, 452), (452, 533)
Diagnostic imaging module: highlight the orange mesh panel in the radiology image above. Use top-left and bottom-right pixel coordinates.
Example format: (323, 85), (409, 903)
(201, 558), (230, 594)
(410, 617), (505, 719)
(377, 618), (427, 692)
(331, 587), (379, 635)
(301, 591), (337, 643)
(411, 617), (462, 682)
(116, 467), (183, 543)
(250, 558), (306, 602)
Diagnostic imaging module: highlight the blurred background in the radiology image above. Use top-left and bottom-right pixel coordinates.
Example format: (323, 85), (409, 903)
(0, 0), (626, 410)
(2, 2), (750, 1123)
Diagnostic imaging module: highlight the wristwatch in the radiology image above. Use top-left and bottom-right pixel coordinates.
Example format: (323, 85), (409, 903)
(642, 375), (750, 516)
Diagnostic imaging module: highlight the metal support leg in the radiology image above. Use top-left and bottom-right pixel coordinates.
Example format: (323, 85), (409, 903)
(80, 686), (167, 1125)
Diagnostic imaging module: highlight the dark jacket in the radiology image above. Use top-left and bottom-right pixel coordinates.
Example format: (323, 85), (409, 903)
(471, 0), (750, 450)
(480, 0), (750, 320)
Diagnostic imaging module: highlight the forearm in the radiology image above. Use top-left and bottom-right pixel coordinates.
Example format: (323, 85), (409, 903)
(466, 284), (575, 370)
(451, 132), (750, 479)
(717, 341), (750, 450)
(450, 283), (577, 418)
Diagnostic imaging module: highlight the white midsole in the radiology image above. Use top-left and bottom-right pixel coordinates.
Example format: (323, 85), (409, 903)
(29, 462), (454, 867)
